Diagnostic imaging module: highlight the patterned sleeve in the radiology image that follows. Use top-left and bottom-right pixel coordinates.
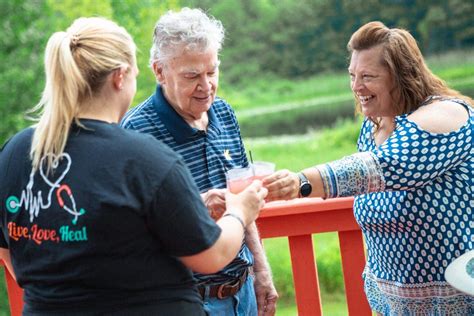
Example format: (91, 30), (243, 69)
(318, 114), (473, 198)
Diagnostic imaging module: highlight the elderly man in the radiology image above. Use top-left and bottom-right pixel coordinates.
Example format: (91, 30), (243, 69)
(121, 7), (278, 316)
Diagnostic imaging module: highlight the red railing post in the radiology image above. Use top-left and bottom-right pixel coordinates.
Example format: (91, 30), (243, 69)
(1, 261), (23, 316)
(339, 230), (371, 315)
(257, 197), (372, 316)
(288, 235), (323, 316)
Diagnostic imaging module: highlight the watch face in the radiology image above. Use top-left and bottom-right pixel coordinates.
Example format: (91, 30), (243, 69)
(300, 182), (312, 197)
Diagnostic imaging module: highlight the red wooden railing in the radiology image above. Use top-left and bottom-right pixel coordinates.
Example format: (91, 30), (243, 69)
(1, 260), (23, 316)
(1, 197), (371, 315)
(256, 197), (371, 316)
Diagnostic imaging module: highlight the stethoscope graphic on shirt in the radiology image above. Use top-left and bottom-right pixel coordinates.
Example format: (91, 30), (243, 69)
(5, 153), (86, 225)
(55, 184), (86, 225)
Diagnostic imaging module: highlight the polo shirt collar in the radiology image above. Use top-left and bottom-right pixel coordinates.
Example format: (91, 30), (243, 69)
(152, 85), (222, 144)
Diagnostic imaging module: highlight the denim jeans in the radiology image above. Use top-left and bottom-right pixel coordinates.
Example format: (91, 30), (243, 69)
(202, 275), (257, 316)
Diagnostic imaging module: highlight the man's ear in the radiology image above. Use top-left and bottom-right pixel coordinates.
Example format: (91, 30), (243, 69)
(152, 62), (165, 84)
(112, 67), (126, 91)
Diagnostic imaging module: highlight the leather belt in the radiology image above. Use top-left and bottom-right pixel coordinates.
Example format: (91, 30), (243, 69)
(198, 268), (249, 300)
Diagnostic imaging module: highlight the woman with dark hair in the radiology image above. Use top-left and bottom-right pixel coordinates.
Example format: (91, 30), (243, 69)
(265, 21), (473, 315)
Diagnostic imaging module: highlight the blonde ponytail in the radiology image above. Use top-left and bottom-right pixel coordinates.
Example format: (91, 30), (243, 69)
(30, 32), (88, 173)
(29, 17), (135, 174)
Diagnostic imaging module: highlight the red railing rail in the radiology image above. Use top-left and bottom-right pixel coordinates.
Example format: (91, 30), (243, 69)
(256, 197), (371, 315)
(1, 197), (371, 315)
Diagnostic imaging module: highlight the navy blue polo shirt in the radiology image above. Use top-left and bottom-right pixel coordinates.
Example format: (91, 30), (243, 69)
(121, 86), (252, 283)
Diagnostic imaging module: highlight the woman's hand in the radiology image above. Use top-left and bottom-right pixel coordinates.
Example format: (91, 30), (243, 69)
(225, 180), (268, 226)
(262, 169), (299, 202)
(182, 182), (267, 274)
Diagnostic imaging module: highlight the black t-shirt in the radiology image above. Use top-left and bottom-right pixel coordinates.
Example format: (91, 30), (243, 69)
(0, 119), (221, 314)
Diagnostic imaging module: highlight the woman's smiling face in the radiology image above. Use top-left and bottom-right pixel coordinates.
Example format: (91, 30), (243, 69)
(349, 45), (397, 118)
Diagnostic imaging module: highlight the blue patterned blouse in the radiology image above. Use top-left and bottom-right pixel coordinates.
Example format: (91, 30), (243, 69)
(317, 96), (473, 315)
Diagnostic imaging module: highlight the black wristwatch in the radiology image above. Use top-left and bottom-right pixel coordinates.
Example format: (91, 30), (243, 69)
(298, 172), (312, 197)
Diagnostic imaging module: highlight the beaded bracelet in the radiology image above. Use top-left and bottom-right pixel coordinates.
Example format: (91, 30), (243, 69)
(222, 213), (246, 230)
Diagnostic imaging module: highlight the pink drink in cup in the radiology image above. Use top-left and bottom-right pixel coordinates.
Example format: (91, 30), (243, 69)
(251, 161), (276, 181)
(226, 167), (254, 194)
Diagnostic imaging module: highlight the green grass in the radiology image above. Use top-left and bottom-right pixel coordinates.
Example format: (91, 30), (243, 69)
(277, 295), (349, 316)
(427, 49), (474, 74)
(225, 49), (474, 138)
(243, 118), (361, 170)
(264, 233), (347, 302)
(220, 49), (474, 112)
(0, 271), (8, 316)
(221, 72), (350, 112)
(238, 99), (356, 137)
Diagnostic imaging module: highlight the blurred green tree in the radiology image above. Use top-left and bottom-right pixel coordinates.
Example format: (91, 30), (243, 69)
(0, 0), (54, 146)
(0, 0), (180, 146)
(1, 0), (473, 145)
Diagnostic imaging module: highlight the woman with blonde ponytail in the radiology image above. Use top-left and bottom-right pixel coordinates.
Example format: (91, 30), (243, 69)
(0, 17), (267, 315)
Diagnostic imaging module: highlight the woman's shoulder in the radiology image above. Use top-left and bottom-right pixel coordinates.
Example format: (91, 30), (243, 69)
(111, 127), (182, 182)
(406, 97), (471, 134)
(357, 117), (374, 150)
(1, 127), (34, 152)
(359, 117), (374, 136)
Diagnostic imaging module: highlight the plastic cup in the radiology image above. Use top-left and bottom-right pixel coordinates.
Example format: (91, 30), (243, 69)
(226, 166), (254, 194)
(251, 161), (276, 180)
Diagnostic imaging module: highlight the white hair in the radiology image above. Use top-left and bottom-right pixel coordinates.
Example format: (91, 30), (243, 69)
(150, 7), (225, 66)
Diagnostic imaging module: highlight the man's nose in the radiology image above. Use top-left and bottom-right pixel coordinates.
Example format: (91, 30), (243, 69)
(198, 76), (212, 92)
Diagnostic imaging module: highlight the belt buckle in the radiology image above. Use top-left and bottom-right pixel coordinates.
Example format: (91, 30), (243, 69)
(216, 283), (227, 299)
(216, 277), (242, 299)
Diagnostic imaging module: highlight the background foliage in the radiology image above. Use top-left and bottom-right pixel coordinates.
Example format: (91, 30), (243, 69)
(1, 0), (473, 315)
(1, 0), (473, 145)
(187, 0), (474, 82)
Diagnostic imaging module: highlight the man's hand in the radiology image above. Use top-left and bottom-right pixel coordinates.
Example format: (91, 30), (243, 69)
(254, 270), (278, 316)
(263, 169), (299, 202)
(201, 189), (226, 220)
